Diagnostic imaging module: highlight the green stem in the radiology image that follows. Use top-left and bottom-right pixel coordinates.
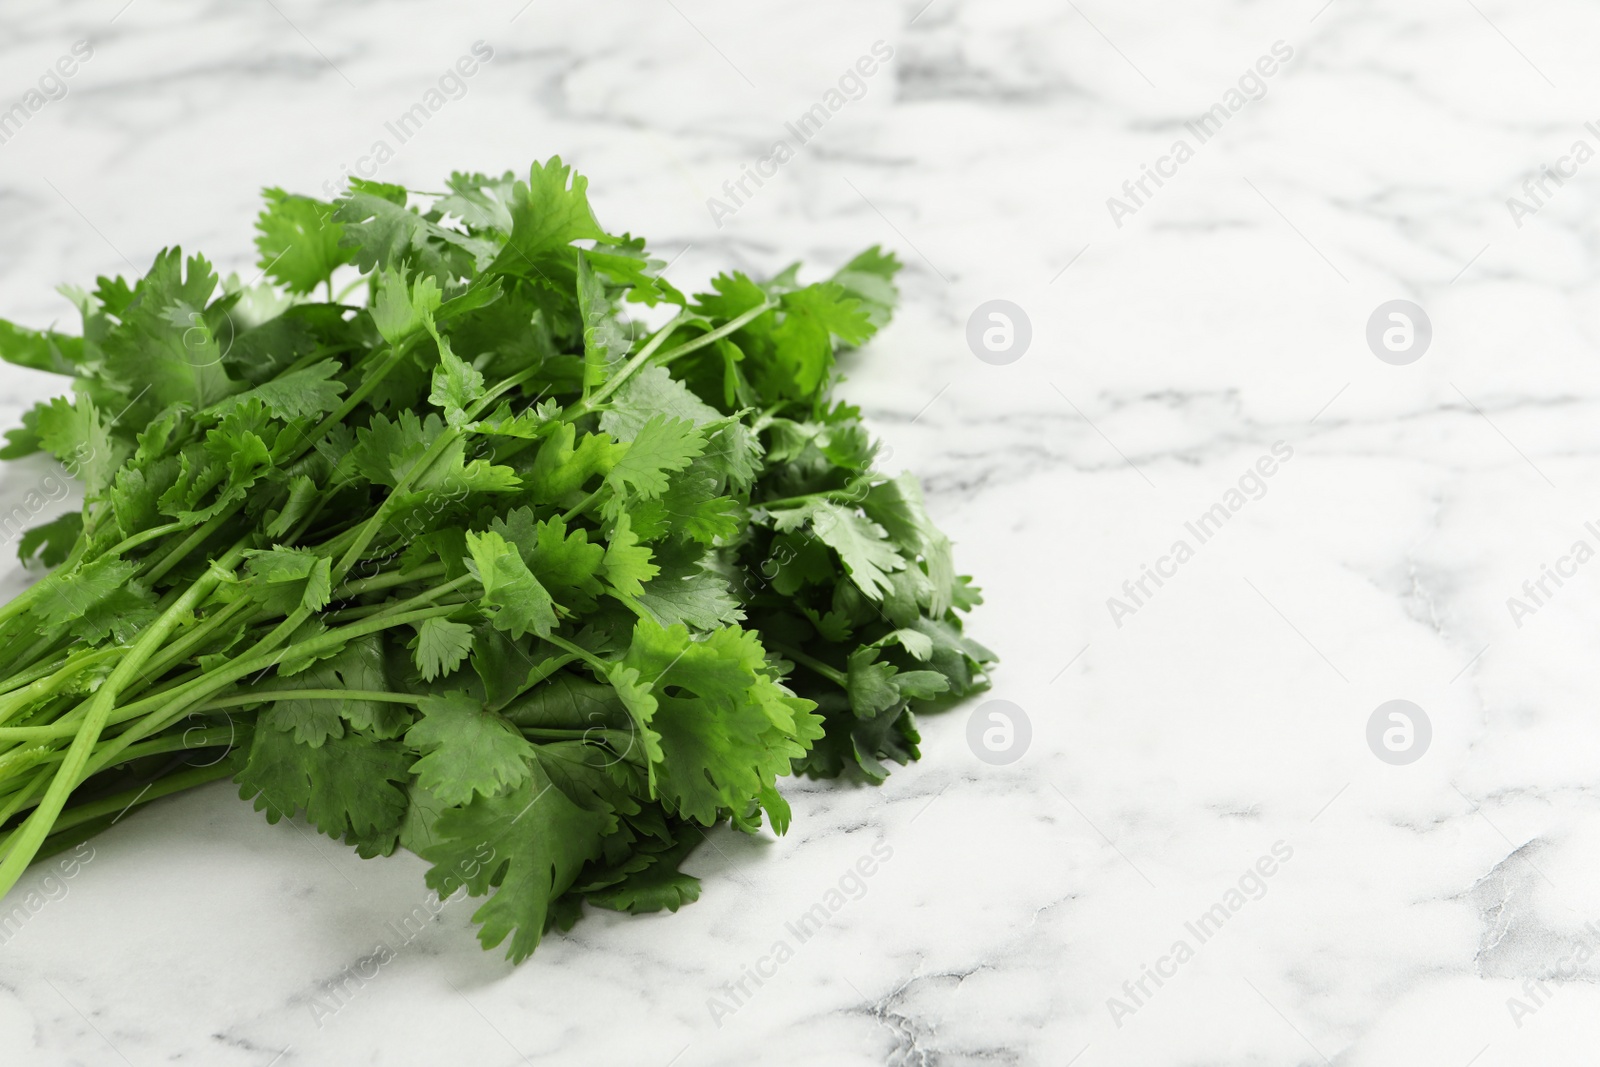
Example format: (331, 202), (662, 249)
(356, 575), (473, 622)
(329, 360), (541, 587)
(143, 505), (242, 585)
(0, 649), (118, 727)
(328, 594), (471, 625)
(291, 340), (414, 465)
(585, 310), (688, 405)
(337, 562), (448, 598)
(104, 520), (188, 560)
(541, 633), (613, 675)
(757, 487), (868, 511)
(559, 486), (606, 524)
(0, 576), (47, 631)
(0, 767), (50, 834)
(197, 689), (422, 713)
(133, 597), (259, 693)
(0, 762), (236, 860)
(0, 540), (251, 897)
(577, 300), (775, 415)
(0, 723), (79, 743)
(26, 724), (237, 774)
(330, 435), (460, 584)
(769, 643), (848, 688)
(506, 652), (579, 701)
(75, 605), (461, 781)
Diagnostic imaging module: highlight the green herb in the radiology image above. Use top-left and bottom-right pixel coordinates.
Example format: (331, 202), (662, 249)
(0, 159), (994, 961)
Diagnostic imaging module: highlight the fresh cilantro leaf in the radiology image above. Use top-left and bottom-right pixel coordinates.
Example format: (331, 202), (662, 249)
(0, 318), (83, 375)
(829, 246), (902, 331)
(608, 415), (704, 500)
(237, 726), (412, 845)
(210, 359), (347, 422)
(769, 499), (904, 600)
(412, 617), (475, 682)
(489, 156), (611, 276)
(585, 833), (702, 914)
(427, 328), (486, 429)
(371, 267), (443, 345)
(420, 760), (615, 963)
(406, 691), (534, 806)
(254, 188), (355, 295)
(527, 424), (617, 500)
(101, 249), (240, 415)
(466, 529), (559, 639)
(608, 619), (821, 826)
(602, 513), (657, 598)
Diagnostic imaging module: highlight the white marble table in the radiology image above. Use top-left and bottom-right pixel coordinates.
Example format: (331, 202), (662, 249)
(5, 0), (1600, 1063)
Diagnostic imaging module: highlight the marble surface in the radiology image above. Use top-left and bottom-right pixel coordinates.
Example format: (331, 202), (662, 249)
(5, 0), (1600, 1063)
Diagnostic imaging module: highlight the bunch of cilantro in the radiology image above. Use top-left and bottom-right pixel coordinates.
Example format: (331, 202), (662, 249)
(0, 159), (993, 961)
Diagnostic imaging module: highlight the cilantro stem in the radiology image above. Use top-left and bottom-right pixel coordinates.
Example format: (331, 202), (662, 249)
(337, 562), (448, 598)
(576, 300), (776, 415)
(0, 723), (76, 743)
(559, 486), (606, 524)
(197, 689), (423, 712)
(338, 574), (473, 623)
(327, 595), (471, 625)
(133, 598), (258, 694)
(330, 438), (459, 584)
(143, 504), (245, 585)
(0, 762), (235, 861)
(26, 724), (236, 774)
(0, 769), (50, 851)
(328, 363), (541, 586)
(474, 365), (544, 414)
(7, 633), (73, 683)
(0, 579), (46, 632)
(0, 681), (423, 756)
(0, 540), (251, 898)
(756, 489), (866, 510)
(74, 604), (462, 780)
(295, 340), (416, 461)
(0, 649), (118, 725)
(104, 521), (189, 560)
(768, 643), (848, 688)
(584, 309), (689, 406)
(540, 633), (613, 675)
